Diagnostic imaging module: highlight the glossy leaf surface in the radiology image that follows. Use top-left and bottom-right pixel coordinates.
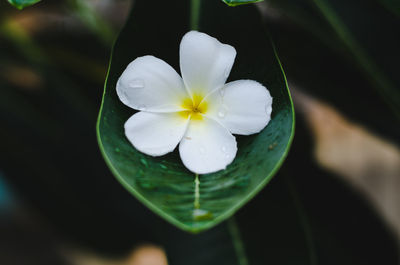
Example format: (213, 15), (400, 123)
(7, 0), (40, 9)
(222, 0), (264, 7)
(97, 0), (294, 232)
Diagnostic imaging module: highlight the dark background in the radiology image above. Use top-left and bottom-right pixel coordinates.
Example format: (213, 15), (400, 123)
(0, 0), (399, 264)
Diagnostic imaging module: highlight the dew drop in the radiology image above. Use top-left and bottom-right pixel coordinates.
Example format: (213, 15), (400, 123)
(115, 147), (120, 153)
(218, 105), (227, 118)
(221, 146), (227, 153)
(225, 154), (231, 159)
(129, 79), (145, 89)
(140, 158), (148, 167)
(192, 209), (213, 221)
(140, 182), (152, 189)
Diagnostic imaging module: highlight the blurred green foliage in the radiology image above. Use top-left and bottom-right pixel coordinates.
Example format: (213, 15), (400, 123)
(266, 0), (400, 121)
(7, 0), (41, 9)
(222, 0), (264, 7)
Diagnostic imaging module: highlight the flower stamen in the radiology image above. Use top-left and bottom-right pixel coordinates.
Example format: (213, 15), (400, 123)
(179, 93), (208, 120)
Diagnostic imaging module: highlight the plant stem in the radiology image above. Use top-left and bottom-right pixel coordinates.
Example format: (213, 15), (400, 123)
(285, 175), (318, 265)
(194, 174), (200, 209)
(228, 218), (249, 265)
(191, 0), (201, 30)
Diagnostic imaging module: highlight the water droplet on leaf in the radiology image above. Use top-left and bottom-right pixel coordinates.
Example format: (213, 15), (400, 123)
(192, 209), (213, 221)
(140, 158), (148, 167)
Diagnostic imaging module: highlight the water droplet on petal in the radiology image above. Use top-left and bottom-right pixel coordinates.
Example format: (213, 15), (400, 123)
(218, 105), (227, 118)
(199, 147), (206, 154)
(129, 79), (145, 89)
(225, 154), (231, 159)
(221, 146), (227, 153)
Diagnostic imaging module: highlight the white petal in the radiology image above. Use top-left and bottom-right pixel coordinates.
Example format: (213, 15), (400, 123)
(179, 118), (237, 174)
(205, 80), (273, 135)
(179, 31), (236, 97)
(117, 56), (188, 112)
(125, 112), (189, 156)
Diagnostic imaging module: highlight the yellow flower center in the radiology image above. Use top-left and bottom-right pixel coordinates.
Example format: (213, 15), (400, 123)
(179, 93), (208, 120)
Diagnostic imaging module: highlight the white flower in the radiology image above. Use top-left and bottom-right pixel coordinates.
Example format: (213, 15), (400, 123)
(116, 31), (273, 174)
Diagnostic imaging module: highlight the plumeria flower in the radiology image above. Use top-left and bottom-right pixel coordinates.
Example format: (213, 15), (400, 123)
(116, 31), (272, 174)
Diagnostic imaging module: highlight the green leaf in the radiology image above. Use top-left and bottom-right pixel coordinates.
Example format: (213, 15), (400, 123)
(378, 0), (400, 17)
(222, 0), (264, 7)
(97, 0), (294, 233)
(310, 0), (400, 118)
(7, 0), (41, 9)
(266, 0), (400, 119)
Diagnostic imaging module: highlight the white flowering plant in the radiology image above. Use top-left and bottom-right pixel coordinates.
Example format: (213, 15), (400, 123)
(97, 0), (294, 232)
(117, 31), (273, 175)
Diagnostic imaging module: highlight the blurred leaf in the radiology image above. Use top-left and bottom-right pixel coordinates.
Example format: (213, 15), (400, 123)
(310, 0), (400, 117)
(7, 0), (41, 9)
(222, 0), (264, 7)
(261, 9), (400, 143)
(266, 0), (400, 119)
(378, 0), (400, 16)
(97, 0), (294, 232)
(0, 18), (97, 119)
(234, 118), (399, 265)
(66, 0), (116, 46)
